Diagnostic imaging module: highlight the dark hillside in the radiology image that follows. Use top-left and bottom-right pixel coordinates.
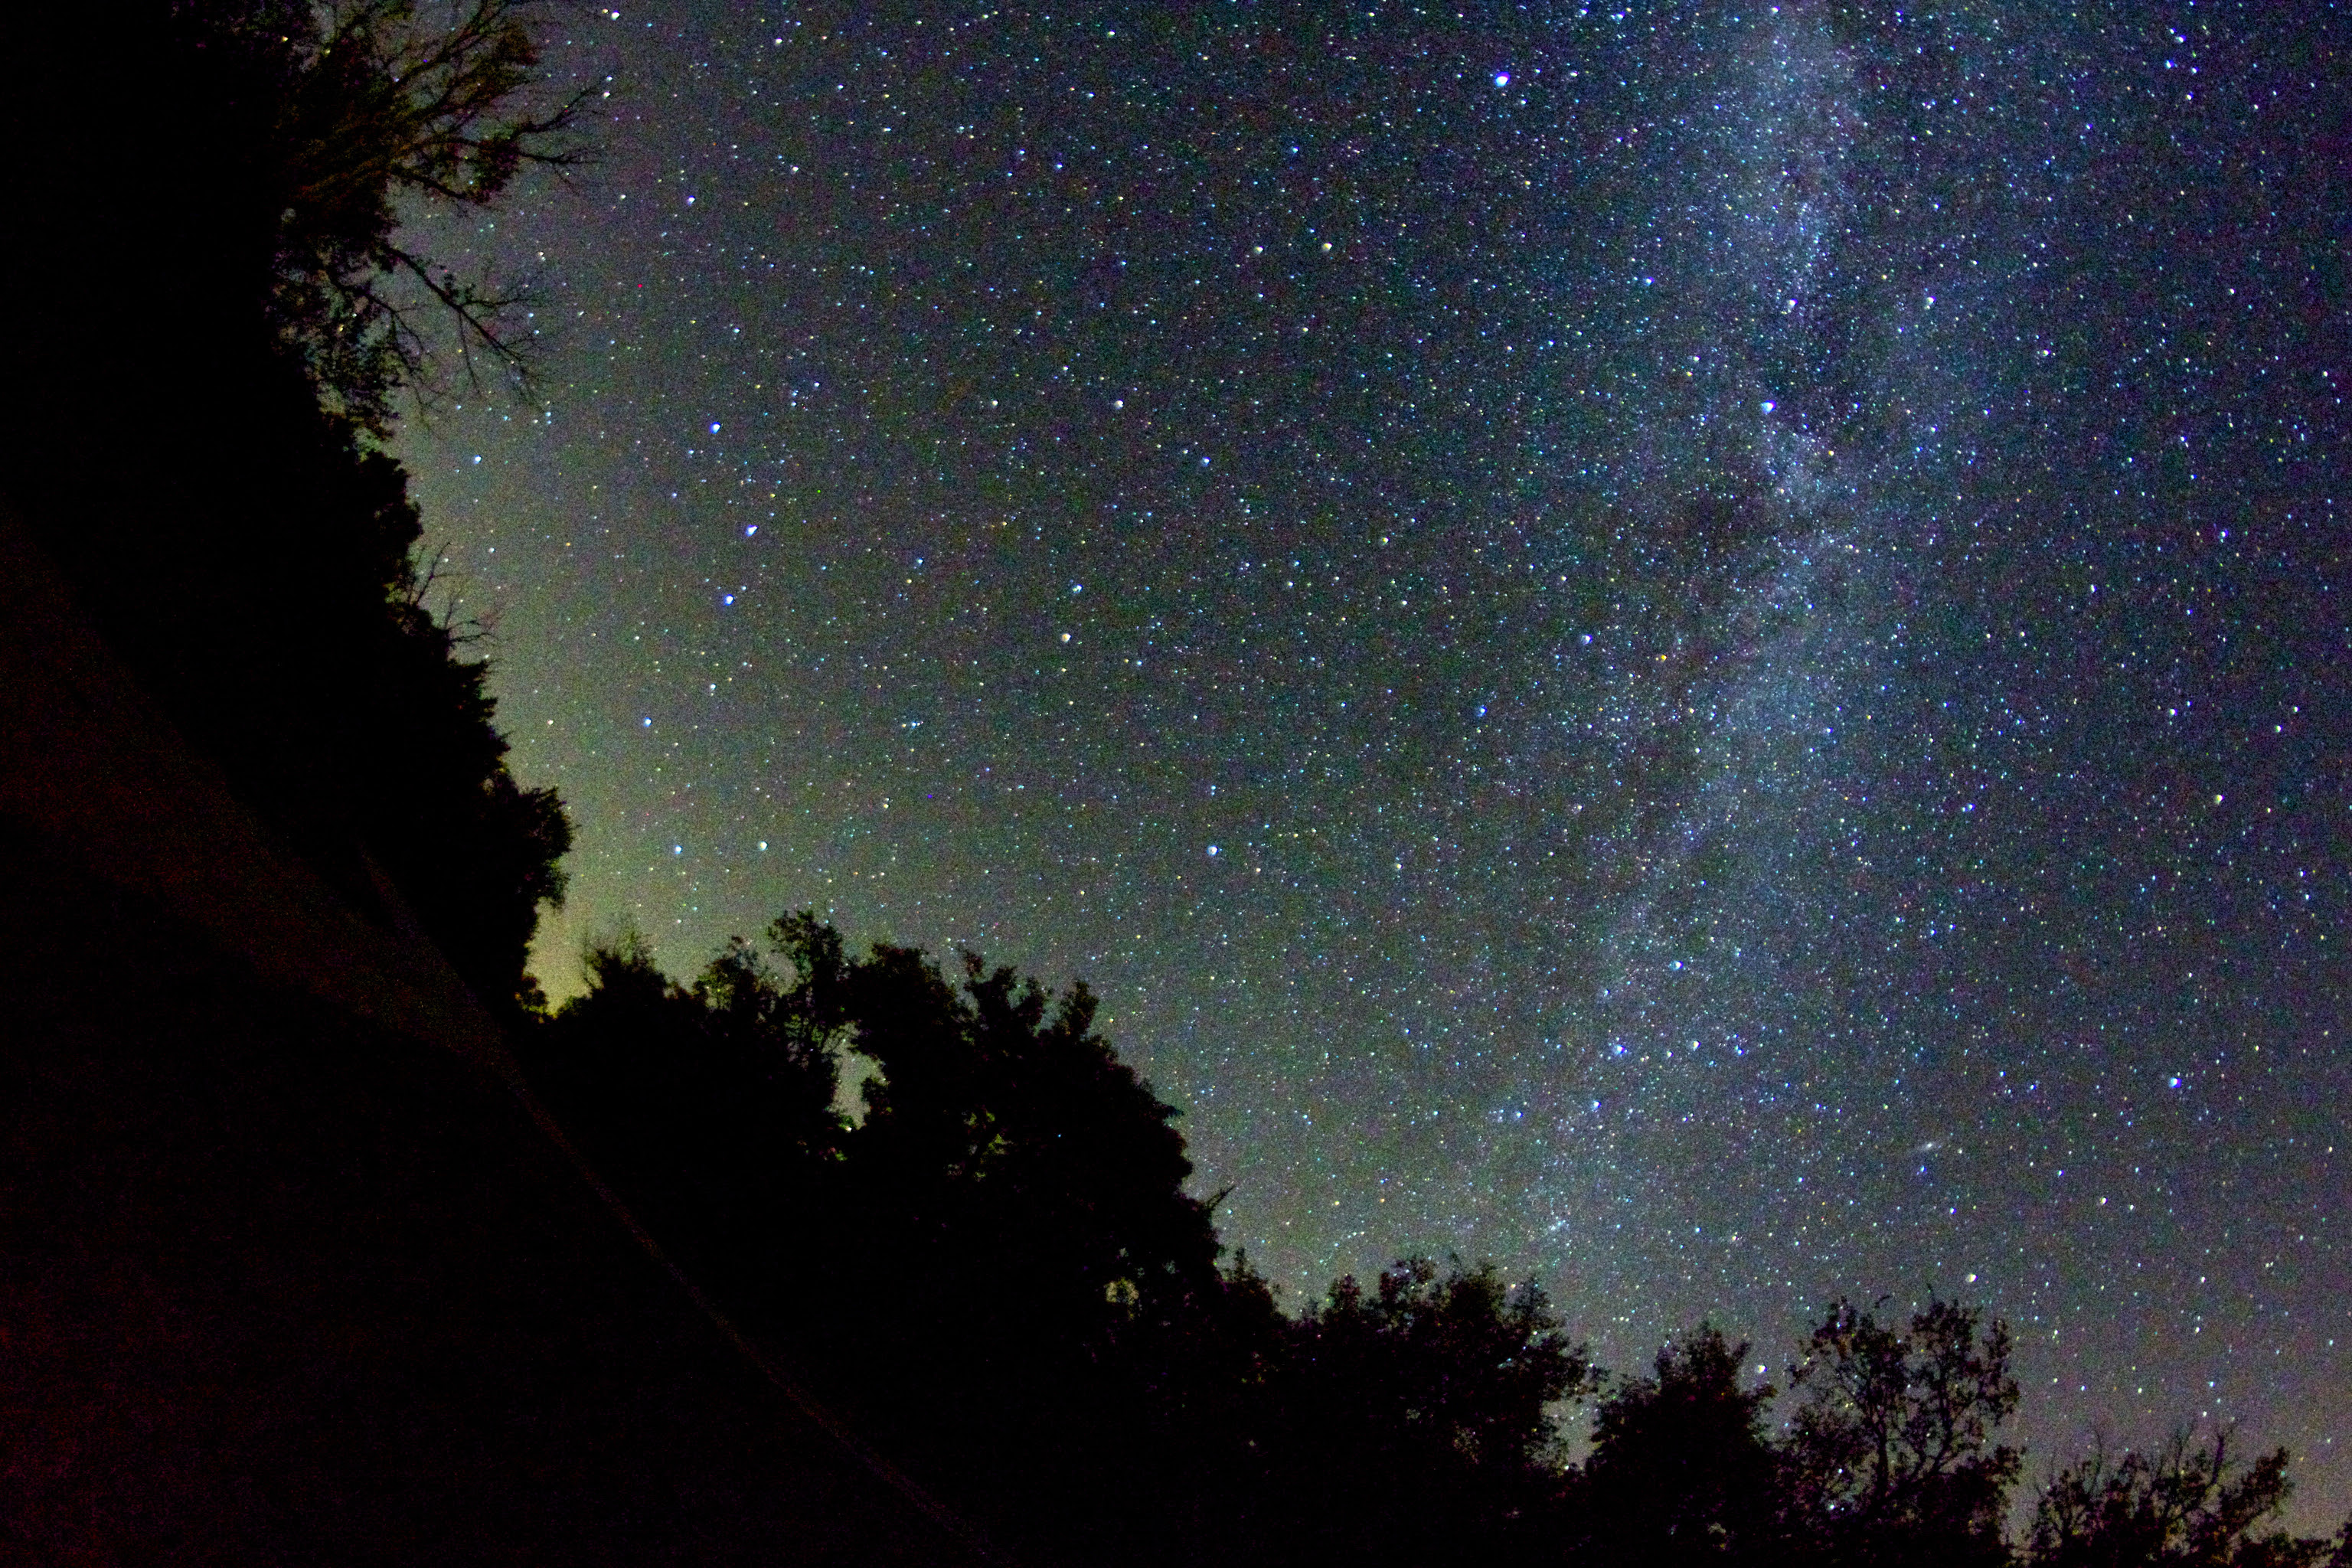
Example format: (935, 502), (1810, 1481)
(0, 513), (970, 1563)
(1, 0), (572, 1022)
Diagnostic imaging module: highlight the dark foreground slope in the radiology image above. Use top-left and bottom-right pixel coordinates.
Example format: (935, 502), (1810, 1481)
(0, 516), (969, 1564)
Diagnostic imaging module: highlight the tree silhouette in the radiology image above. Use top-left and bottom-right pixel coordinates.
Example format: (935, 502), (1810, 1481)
(522, 922), (848, 1292)
(257, 0), (594, 426)
(843, 944), (1223, 1357)
(1571, 1324), (1781, 1564)
(505, 915), (2352, 1568)
(1254, 1256), (1594, 1563)
(5, 0), (583, 1016)
(691, 912), (853, 1162)
(1779, 1296), (2022, 1566)
(2026, 1429), (2352, 1568)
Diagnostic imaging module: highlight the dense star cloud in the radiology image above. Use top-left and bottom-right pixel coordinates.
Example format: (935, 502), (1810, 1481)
(401, 0), (2350, 1521)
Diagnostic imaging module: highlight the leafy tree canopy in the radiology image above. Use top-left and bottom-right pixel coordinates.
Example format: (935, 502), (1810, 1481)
(249, 0), (593, 427)
(2027, 1430), (2350, 1568)
(5, 0), (585, 1016)
(516, 914), (2352, 1568)
(1575, 1324), (1780, 1563)
(1780, 1295), (2024, 1563)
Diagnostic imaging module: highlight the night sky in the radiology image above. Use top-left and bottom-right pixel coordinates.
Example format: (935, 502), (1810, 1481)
(400, 0), (2351, 1519)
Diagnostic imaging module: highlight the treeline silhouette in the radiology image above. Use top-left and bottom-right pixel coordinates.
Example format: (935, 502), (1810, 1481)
(524, 916), (2352, 1568)
(5, 0), (577, 1020)
(8, 4), (2344, 1560)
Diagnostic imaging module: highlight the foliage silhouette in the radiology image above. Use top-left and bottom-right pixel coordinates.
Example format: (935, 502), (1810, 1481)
(518, 913), (2352, 1566)
(524, 922), (845, 1294)
(841, 942), (1223, 1363)
(1779, 1295), (2023, 1566)
(1570, 1324), (1781, 1564)
(256, 0), (594, 428)
(1254, 1254), (1593, 1561)
(2026, 1430), (2352, 1568)
(15, 8), (2347, 1563)
(4, 0), (580, 1016)
(524, 921), (1592, 1564)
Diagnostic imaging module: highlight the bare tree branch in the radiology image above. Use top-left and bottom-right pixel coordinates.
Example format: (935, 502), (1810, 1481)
(256, 0), (599, 430)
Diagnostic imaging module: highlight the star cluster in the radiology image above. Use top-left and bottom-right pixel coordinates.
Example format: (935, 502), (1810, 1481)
(403, 0), (2350, 1520)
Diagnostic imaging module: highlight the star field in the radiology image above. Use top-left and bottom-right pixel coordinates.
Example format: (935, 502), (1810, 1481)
(401, 0), (2351, 1521)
